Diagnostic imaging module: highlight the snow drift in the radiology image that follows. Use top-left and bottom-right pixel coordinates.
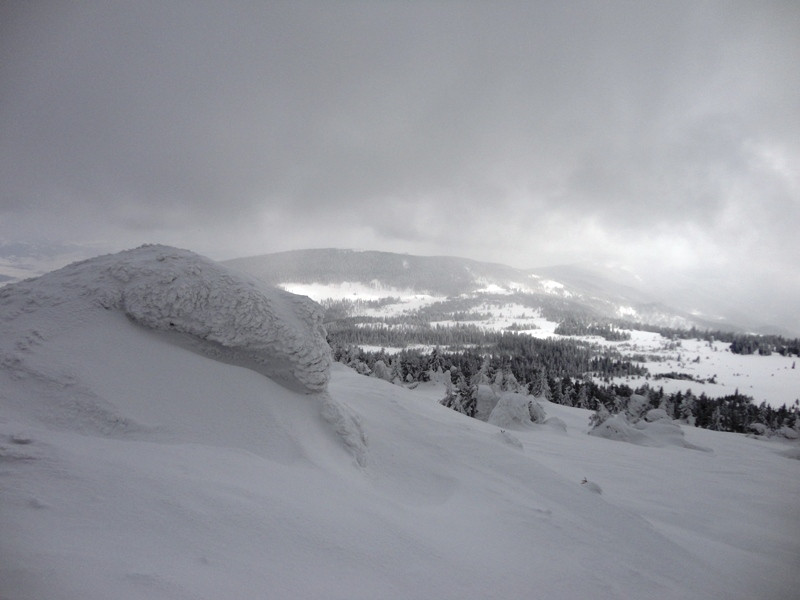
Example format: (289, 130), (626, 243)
(1, 244), (331, 392)
(0, 245), (366, 464)
(487, 392), (546, 429)
(588, 395), (713, 451)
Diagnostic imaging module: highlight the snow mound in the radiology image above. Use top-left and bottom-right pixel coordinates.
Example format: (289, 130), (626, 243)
(589, 414), (651, 444)
(778, 447), (800, 460)
(1, 245), (331, 392)
(543, 416), (568, 433)
(319, 394), (368, 467)
(487, 392), (546, 429)
(589, 414), (712, 452)
(644, 408), (670, 422)
(474, 384), (499, 420)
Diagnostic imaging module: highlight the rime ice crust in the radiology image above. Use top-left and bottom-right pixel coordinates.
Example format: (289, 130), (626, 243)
(2, 244), (332, 392)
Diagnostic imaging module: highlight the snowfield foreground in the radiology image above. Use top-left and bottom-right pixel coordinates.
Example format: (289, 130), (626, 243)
(1, 246), (798, 599)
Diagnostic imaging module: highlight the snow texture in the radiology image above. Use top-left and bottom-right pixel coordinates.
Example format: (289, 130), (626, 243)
(1, 244), (331, 392)
(495, 428), (524, 450)
(580, 477), (603, 494)
(319, 393), (368, 467)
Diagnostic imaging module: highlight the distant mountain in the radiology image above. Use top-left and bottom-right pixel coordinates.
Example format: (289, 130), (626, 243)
(0, 240), (109, 284)
(225, 249), (528, 297)
(529, 262), (740, 332)
(224, 249), (727, 332)
(5, 244), (787, 335)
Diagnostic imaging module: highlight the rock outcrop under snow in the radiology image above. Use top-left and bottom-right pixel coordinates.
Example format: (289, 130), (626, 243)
(0, 245), (332, 392)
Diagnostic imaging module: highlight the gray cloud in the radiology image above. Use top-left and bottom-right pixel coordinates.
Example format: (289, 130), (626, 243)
(1, 0), (799, 329)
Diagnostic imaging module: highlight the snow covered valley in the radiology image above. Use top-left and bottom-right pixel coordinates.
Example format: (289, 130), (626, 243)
(1, 246), (798, 599)
(280, 281), (800, 411)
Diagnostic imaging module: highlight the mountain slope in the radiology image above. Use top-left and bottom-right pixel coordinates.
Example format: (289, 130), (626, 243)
(1, 245), (797, 599)
(226, 249), (711, 330)
(225, 248), (529, 297)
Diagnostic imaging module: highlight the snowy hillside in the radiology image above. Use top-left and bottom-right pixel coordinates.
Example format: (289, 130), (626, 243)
(1, 246), (798, 599)
(224, 249), (722, 331)
(225, 249), (798, 411)
(225, 249), (535, 299)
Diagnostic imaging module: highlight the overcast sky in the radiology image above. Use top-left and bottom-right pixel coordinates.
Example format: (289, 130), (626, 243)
(1, 1), (799, 328)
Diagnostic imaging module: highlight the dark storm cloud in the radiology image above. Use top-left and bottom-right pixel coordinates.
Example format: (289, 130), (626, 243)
(1, 1), (799, 329)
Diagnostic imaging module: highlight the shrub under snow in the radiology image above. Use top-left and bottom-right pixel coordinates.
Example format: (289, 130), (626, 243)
(487, 392), (547, 429)
(589, 412), (712, 452)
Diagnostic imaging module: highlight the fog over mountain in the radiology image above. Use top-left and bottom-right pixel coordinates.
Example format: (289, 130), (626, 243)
(2, 243), (796, 335)
(225, 249), (796, 335)
(2, 1), (798, 336)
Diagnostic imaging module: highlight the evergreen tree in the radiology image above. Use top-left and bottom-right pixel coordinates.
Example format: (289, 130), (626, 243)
(550, 377), (566, 406)
(576, 385), (590, 409)
(457, 373), (477, 417)
(429, 347), (445, 373)
(589, 402), (611, 428)
(528, 399), (547, 423)
(529, 367), (550, 400)
(475, 356), (494, 387)
(372, 359), (391, 381)
(390, 358), (404, 385)
(440, 379), (461, 413)
(441, 373), (477, 417)
(493, 361), (522, 393)
(711, 406), (723, 431)
(678, 391), (696, 425)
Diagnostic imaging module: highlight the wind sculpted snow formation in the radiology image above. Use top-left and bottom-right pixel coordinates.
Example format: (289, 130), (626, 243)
(0, 245), (367, 465)
(2, 244), (331, 392)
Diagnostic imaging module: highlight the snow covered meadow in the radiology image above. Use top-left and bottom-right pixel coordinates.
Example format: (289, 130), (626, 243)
(1, 246), (798, 599)
(284, 282), (800, 410)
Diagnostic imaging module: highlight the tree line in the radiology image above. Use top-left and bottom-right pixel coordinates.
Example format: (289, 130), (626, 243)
(613, 322), (800, 356)
(330, 341), (798, 436)
(329, 327), (646, 380)
(553, 317), (631, 341)
(324, 296), (800, 357)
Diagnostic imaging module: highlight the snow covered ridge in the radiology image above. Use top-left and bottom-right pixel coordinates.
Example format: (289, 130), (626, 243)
(0, 244), (332, 392)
